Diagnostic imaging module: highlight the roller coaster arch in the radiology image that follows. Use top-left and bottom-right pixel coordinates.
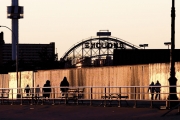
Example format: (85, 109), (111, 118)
(61, 35), (141, 65)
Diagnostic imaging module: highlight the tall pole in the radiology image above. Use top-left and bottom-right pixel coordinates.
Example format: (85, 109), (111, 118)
(7, 0), (23, 97)
(12, 0), (18, 61)
(168, 0), (178, 108)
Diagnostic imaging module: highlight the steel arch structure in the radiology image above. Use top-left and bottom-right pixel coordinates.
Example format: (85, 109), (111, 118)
(61, 35), (141, 66)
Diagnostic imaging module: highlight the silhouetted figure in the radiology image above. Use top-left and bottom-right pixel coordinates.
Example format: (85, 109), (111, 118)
(60, 77), (69, 96)
(24, 84), (31, 96)
(148, 82), (155, 100)
(155, 80), (161, 100)
(43, 80), (51, 99)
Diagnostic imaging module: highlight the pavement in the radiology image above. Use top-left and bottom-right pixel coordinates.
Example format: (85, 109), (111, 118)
(0, 104), (180, 120)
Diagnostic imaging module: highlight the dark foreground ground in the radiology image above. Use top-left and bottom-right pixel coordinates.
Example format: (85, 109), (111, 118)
(0, 104), (180, 120)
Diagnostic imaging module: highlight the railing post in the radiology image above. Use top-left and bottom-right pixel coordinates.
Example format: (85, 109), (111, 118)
(118, 87), (121, 107)
(1, 89), (3, 105)
(11, 89), (13, 105)
(77, 87), (79, 105)
(90, 87), (92, 106)
(65, 89), (67, 105)
(133, 87), (137, 108)
(41, 88), (44, 105)
(150, 98), (153, 108)
(52, 88), (55, 105)
(104, 87), (106, 107)
(30, 88), (33, 105)
(150, 86), (153, 108)
(20, 88), (22, 105)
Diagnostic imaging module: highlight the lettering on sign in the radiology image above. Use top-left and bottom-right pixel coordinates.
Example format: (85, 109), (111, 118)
(84, 42), (124, 49)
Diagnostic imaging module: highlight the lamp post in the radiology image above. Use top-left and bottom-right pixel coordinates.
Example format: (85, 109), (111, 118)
(164, 42), (171, 49)
(168, 0), (178, 108)
(0, 25), (19, 95)
(139, 44), (148, 49)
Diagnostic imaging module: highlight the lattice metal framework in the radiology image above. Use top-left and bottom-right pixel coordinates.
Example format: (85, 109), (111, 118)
(61, 36), (141, 65)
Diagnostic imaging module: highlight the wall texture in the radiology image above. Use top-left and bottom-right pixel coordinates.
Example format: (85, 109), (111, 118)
(1, 62), (180, 100)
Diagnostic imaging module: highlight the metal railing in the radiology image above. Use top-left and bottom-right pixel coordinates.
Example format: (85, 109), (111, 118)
(0, 86), (180, 107)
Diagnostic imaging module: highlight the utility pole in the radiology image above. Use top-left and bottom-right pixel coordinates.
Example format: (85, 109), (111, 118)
(7, 0), (24, 97)
(168, 0), (178, 108)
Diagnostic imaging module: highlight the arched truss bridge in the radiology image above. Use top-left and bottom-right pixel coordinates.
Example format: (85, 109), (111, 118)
(61, 36), (141, 65)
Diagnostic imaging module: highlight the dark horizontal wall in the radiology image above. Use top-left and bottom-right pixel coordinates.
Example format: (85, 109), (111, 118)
(113, 49), (180, 65)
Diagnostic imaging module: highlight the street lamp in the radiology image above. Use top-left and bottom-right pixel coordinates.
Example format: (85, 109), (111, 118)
(0, 25), (19, 95)
(168, 0), (178, 108)
(164, 42), (171, 49)
(139, 44), (148, 49)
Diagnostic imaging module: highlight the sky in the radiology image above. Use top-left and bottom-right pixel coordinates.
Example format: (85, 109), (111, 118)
(0, 0), (180, 59)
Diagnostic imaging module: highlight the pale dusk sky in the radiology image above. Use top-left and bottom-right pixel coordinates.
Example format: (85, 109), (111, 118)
(0, 0), (180, 59)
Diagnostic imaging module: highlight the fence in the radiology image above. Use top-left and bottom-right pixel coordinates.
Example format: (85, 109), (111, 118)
(0, 86), (180, 107)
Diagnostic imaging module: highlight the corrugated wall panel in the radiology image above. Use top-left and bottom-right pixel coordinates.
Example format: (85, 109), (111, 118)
(1, 62), (180, 100)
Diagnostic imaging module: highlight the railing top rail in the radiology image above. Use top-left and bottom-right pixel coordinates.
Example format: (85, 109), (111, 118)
(1, 85), (180, 89)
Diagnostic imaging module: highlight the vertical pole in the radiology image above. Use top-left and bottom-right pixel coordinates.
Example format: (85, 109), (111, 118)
(104, 87), (106, 107)
(12, 0), (19, 60)
(41, 87), (44, 105)
(150, 98), (153, 108)
(133, 87), (137, 108)
(168, 0), (178, 108)
(20, 88), (22, 105)
(77, 88), (79, 105)
(90, 87), (92, 106)
(65, 90), (67, 105)
(118, 87), (121, 107)
(82, 41), (83, 60)
(52, 88), (55, 105)
(16, 43), (19, 96)
(98, 36), (100, 59)
(11, 89), (13, 105)
(0, 89), (2, 104)
(11, 0), (20, 98)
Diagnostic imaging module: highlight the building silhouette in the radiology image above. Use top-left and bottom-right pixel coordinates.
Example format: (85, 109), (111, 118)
(113, 49), (180, 65)
(0, 32), (57, 72)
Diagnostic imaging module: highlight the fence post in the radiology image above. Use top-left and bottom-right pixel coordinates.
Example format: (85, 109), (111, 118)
(1, 89), (2, 105)
(104, 87), (106, 107)
(133, 87), (137, 108)
(150, 86), (153, 108)
(65, 90), (67, 105)
(90, 87), (92, 106)
(41, 87), (44, 105)
(77, 87), (79, 105)
(30, 88), (33, 105)
(52, 88), (55, 105)
(20, 88), (22, 105)
(118, 87), (121, 107)
(11, 89), (13, 105)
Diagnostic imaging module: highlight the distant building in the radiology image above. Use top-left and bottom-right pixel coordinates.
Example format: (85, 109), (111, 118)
(0, 32), (55, 65)
(113, 49), (180, 65)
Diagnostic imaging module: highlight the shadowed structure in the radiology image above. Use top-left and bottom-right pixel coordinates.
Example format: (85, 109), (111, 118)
(168, 0), (178, 108)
